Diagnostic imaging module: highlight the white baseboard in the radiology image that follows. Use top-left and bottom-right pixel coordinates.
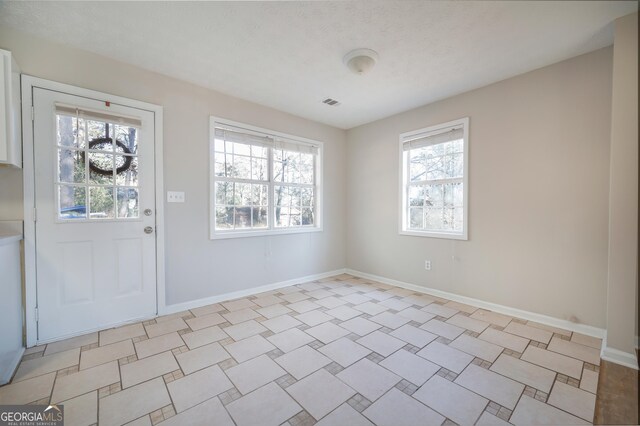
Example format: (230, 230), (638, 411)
(27, 268), (347, 348)
(161, 268), (348, 315)
(600, 335), (639, 370)
(346, 268), (606, 339)
(0, 347), (25, 385)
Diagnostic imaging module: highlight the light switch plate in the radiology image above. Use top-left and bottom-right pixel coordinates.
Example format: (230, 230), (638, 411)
(167, 191), (185, 203)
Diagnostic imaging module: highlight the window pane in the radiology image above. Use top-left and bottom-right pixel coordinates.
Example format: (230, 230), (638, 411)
(290, 211), (301, 226)
(58, 149), (85, 183)
(443, 208), (455, 230)
(300, 153), (314, 184)
(409, 207), (423, 229)
(425, 184), (443, 207)
(251, 158), (268, 181)
(449, 139), (463, 154)
(88, 152), (114, 185)
(59, 185), (86, 219)
(115, 155), (138, 186)
(233, 142), (250, 156)
(273, 160), (284, 182)
(275, 205), (301, 227)
(57, 115), (84, 148)
(302, 208), (314, 225)
(275, 185), (289, 210)
(289, 187), (301, 208)
(251, 145), (268, 158)
(425, 143), (445, 158)
(216, 206), (233, 229)
(282, 151), (301, 183)
(87, 120), (110, 141)
(114, 125), (138, 155)
(444, 153), (463, 178)
(409, 186), (425, 206)
(454, 207), (464, 231)
(276, 206), (290, 227)
(301, 188), (314, 207)
(89, 186), (114, 219)
(443, 182), (463, 208)
(214, 137), (225, 153)
(117, 188), (139, 218)
(252, 185), (268, 206)
(231, 155), (251, 179)
(214, 156), (227, 177)
(453, 182), (464, 206)
(443, 183), (453, 207)
(409, 149), (426, 182)
(426, 155), (445, 180)
(234, 206), (251, 228)
(235, 183), (252, 205)
(215, 181), (234, 205)
(425, 206), (443, 229)
(252, 207), (268, 228)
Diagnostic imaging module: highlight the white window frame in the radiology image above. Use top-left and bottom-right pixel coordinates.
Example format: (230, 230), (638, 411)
(210, 116), (323, 240)
(398, 117), (469, 240)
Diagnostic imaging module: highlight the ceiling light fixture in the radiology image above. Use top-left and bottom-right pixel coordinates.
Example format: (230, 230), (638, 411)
(343, 48), (378, 75)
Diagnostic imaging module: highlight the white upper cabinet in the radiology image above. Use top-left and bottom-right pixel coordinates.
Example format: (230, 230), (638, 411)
(0, 49), (21, 168)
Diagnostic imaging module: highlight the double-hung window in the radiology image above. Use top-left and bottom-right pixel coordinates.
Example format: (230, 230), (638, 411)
(399, 117), (468, 240)
(210, 117), (322, 239)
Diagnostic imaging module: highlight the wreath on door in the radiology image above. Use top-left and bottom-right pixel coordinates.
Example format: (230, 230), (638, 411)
(83, 137), (133, 175)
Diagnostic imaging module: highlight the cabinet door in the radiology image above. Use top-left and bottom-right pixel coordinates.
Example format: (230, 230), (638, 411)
(0, 51), (8, 163)
(0, 49), (21, 168)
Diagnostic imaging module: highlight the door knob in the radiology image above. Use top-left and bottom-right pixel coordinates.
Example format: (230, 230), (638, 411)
(144, 226), (154, 234)
(144, 209), (153, 216)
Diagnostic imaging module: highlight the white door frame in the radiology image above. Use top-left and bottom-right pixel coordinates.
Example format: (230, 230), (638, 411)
(21, 75), (166, 347)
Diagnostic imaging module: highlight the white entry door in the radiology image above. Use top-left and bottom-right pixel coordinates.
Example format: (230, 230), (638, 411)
(32, 87), (157, 342)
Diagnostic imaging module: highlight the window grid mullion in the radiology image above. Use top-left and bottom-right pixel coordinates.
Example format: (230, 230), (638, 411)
(268, 146), (274, 231)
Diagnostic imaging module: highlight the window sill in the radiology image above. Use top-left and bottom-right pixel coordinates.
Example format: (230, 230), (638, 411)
(399, 229), (468, 241)
(211, 226), (323, 240)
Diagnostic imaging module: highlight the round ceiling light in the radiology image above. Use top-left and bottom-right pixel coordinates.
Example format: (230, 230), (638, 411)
(343, 48), (378, 75)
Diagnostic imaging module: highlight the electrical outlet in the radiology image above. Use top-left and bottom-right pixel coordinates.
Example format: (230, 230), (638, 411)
(167, 191), (185, 203)
(424, 260), (431, 270)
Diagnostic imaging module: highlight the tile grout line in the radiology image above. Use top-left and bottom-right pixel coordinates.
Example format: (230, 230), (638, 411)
(2, 275), (600, 425)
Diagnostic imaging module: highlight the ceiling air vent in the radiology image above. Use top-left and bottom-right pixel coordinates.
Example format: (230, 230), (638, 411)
(322, 98), (340, 106)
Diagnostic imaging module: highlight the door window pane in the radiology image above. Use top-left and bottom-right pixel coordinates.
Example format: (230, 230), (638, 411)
(57, 115), (85, 149)
(114, 125), (138, 154)
(117, 188), (139, 218)
(88, 152), (114, 185)
(58, 149), (85, 184)
(58, 185), (86, 219)
(89, 186), (115, 219)
(115, 156), (138, 186)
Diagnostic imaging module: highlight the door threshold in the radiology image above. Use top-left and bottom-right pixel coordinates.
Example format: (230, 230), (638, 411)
(33, 313), (157, 347)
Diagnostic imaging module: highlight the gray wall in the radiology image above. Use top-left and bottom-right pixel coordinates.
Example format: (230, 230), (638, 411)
(0, 27), (624, 334)
(605, 12), (638, 356)
(346, 48), (613, 328)
(0, 27), (347, 306)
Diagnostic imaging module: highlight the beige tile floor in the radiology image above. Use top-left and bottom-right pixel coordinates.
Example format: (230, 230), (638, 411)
(0, 274), (602, 425)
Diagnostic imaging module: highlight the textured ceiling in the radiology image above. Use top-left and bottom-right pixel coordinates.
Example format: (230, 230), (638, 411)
(0, 1), (636, 129)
